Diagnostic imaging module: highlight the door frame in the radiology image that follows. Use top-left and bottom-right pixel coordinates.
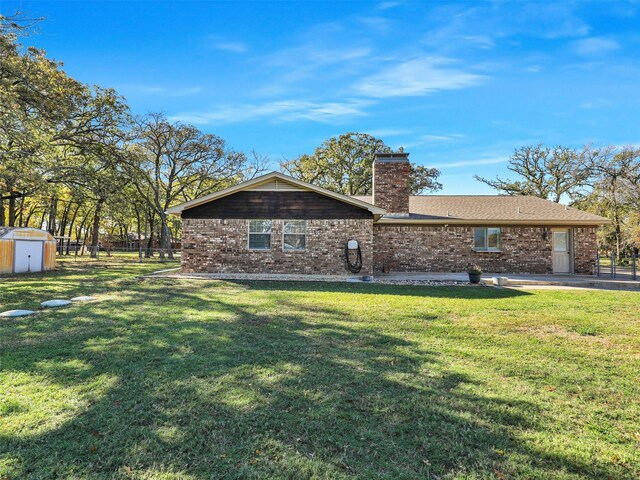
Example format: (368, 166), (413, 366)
(13, 239), (45, 273)
(551, 228), (574, 274)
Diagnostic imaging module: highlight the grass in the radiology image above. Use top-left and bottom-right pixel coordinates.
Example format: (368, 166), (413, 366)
(1, 256), (639, 479)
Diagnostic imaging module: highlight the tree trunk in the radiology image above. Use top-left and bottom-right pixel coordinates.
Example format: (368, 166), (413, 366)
(90, 198), (105, 258)
(47, 196), (58, 235)
(38, 209), (47, 229)
(16, 194), (25, 227)
(146, 213), (155, 258)
(159, 213), (174, 260)
(0, 197), (4, 226)
(135, 207), (143, 263)
(65, 205), (80, 255)
(8, 194), (16, 227)
(75, 218), (87, 256)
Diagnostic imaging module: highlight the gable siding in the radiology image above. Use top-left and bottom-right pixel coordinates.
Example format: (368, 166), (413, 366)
(181, 191), (373, 220)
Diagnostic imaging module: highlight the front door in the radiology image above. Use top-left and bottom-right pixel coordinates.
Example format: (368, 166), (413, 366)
(552, 229), (572, 274)
(14, 240), (43, 273)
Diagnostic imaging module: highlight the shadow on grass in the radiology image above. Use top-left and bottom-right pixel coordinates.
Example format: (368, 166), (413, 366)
(207, 279), (534, 300)
(0, 280), (628, 479)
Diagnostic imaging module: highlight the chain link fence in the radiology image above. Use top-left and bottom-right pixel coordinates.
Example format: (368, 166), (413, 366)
(56, 244), (181, 261)
(596, 253), (638, 280)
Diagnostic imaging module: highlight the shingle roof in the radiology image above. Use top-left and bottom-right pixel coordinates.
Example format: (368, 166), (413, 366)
(351, 195), (610, 225)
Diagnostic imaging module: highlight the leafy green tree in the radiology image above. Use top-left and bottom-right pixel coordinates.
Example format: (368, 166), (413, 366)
(0, 13), (84, 225)
(281, 133), (441, 195)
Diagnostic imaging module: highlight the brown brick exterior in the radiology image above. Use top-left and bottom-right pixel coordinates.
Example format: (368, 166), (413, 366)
(373, 157), (410, 215)
(373, 225), (597, 274)
(573, 227), (598, 275)
(182, 218), (374, 275)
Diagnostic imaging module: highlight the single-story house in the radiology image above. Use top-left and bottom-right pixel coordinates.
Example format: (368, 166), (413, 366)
(168, 152), (610, 276)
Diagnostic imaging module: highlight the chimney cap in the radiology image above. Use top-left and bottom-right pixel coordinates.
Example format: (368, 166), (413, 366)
(374, 151), (410, 163)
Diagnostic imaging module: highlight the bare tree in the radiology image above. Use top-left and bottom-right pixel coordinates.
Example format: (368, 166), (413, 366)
(475, 144), (589, 203)
(127, 113), (247, 259)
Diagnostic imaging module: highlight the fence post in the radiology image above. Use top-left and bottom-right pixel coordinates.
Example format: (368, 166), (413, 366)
(633, 254), (637, 281)
(611, 252), (615, 278)
(596, 252), (600, 277)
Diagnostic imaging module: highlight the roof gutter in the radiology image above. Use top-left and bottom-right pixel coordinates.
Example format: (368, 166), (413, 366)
(375, 218), (610, 226)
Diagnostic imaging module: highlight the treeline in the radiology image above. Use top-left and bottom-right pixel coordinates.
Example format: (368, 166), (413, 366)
(476, 144), (640, 256)
(2, 15), (636, 259)
(0, 14), (264, 258)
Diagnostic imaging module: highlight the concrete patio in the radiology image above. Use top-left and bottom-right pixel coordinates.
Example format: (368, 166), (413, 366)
(151, 269), (640, 290)
(376, 272), (640, 290)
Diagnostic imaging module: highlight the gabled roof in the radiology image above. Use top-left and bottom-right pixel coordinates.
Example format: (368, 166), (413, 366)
(352, 195), (610, 226)
(167, 171), (386, 216)
(0, 227), (55, 240)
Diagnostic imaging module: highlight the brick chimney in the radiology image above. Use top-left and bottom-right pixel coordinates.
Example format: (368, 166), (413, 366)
(372, 152), (410, 216)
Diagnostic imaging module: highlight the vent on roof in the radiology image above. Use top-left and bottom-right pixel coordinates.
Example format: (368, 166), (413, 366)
(248, 178), (306, 191)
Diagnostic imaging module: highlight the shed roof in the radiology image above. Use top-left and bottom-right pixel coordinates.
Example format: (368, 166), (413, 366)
(351, 195), (610, 226)
(0, 227), (55, 240)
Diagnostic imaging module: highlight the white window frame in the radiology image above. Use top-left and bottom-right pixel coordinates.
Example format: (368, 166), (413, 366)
(248, 219), (272, 251)
(282, 220), (306, 252)
(474, 227), (501, 252)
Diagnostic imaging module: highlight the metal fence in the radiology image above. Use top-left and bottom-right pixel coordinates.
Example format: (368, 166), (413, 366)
(596, 253), (638, 280)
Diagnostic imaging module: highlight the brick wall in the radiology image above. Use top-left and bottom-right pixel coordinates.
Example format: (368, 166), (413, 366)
(373, 157), (410, 215)
(182, 218), (374, 275)
(573, 227), (598, 275)
(373, 224), (597, 274)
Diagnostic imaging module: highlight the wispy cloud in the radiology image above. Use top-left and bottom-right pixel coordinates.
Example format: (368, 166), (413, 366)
(462, 35), (495, 49)
(579, 98), (612, 109)
(376, 1), (401, 11)
(400, 133), (464, 149)
(432, 157), (508, 169)
(170, 99), (371, 125)
(212, 41), (248, 54)
(354, 56), (484, 98)
(122, 85), (204, 97)
(365, 128), (412, 138)
(572, 37), (620, 56)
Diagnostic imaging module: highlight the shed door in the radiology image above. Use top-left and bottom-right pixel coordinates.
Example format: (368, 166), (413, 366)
(552, 229), (572, 274)
(14, 240), (44, 273)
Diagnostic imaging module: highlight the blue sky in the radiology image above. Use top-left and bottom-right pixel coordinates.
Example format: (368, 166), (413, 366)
(3, 0), (640, 194)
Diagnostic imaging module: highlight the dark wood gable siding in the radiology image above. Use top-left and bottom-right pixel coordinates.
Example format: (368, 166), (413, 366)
(181, 191), (373, 219)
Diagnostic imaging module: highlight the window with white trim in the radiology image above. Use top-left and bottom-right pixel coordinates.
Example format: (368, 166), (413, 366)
(248, 219), (272, 250)
(474, 227), (501, 252)
(283, 220), (306, 251)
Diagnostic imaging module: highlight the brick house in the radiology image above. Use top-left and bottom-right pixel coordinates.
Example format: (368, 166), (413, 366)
(168, 153), (609, 276)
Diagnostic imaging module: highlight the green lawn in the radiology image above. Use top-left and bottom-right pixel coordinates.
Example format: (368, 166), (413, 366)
(1, 258), (639, 479)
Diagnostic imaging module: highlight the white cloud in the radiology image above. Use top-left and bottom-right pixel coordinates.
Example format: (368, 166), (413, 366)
(579, 98), (612, 109)
(400, 134), (464, 149)
(213, 42), (248, 54)
(376, 1), (401, 11)
(170, 100), (371, 124)
(431, 156), (508, 169)
(365, 128), (412, 137)
(573, 37), (620, 56)
(122, 85), (204, 97)
(354, 56), (484, 98)
(462, 35), (495, 49)
(420, 134), (463, 143)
